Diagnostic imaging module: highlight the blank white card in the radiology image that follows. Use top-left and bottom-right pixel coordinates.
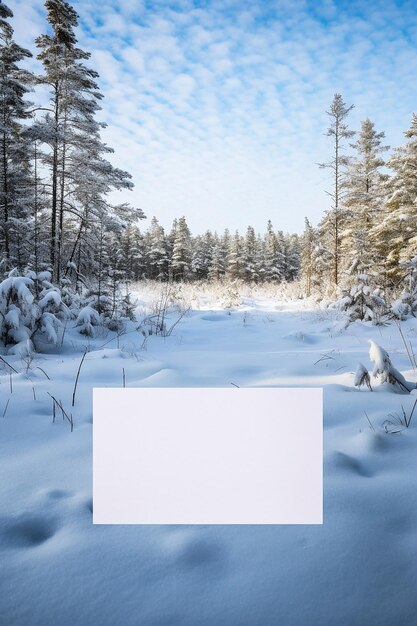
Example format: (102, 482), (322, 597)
(93, 388), (323, 524)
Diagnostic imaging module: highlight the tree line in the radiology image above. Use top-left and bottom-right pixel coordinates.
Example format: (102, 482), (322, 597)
(2, 1), (417, 309)
(117, 216), (300, 283)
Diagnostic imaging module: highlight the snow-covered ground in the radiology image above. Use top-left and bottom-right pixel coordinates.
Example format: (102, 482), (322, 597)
(2, 283), (417, 625)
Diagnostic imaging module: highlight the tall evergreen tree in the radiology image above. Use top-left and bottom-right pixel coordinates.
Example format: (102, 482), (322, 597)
(227, 231), (243, 280)
(371, 114), (417, 288)
(318, 93), (354, 286)
(264, 220), (284, 282)
(191, 230), (213, 280)
(342, 119), (388, 277)
(284, 233), (301, 282)
(208, 230), (228, 280)
(171, 216), (191, 281)
(243, 225), (257, 281)
(301, 218), (316, 296)
(35, 0), (139, 283)
(0, 2), (34, 271)
(147, 217), (168, 280)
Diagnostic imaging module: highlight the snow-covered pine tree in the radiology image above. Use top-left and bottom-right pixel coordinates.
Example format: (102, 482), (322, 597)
(391, 255), (417, 319)
(191, 230), (213, 280)
(337, 273), (386, 323)
(370, 114), (417, 290)
(26, 139), (50, 275)
(0, 2), (34, 272)
(301, 218), (316, 296)
(318, 93), (355, 287)
(208, 232), (226, 280)
(117, 223), (140, 282)
(243, 226), (257, 282)
(171, 216), (191, 281)
(34, 0), (80, 281)
(201, 230), (215, 278)
(147, 217), (168, 280)
(263, 220), (283, 282)
(227, 231), (244, 280)
(284, 233), (301, 282)
(254, 233), (265, 282)
(35, 0), (141, 284)
(0, 269), (70, 354)
(220, 228), (231, 276)
(166, 218), (178, 279)
(191, 234), (204, 279)
(275, 230), (287, 280)
(131, 226), (146, 281)
(342, 119), (388, 278)
(78, 206), (137, 329)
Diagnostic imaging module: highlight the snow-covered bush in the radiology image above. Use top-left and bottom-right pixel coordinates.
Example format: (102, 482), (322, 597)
(369, 340), (414, 392)
(60, 278), (84, 318)
(0, 270), (70, 354)
(354, 363), (372, 390)
(391, 256), (417, 320)
(74, 284), (137, 336)
(391, 294), (412, 321)
(106, 292), (136, 332)
(221, 283), (241, 309)
(75, 306), (101, 337)
(336, 274), (387, 323)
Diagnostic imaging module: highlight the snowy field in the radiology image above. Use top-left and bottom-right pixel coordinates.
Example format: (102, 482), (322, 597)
(2, 281), (417, 626)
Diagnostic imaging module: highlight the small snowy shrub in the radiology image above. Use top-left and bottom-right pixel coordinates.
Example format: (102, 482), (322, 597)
(369, 340), (414, 393)
(75, 306), (101, 337)
(0, 270), (70, 354)
(221, 283), (241, 309)
(61, 278), (83, 318)
(354, 363), (372, 390)
(391, 256), (417, 320)
(77, 281), (137, 335)
(337, 275), (387, 323)
(391, 295), (411, 321)
(106, 291), (137, 332)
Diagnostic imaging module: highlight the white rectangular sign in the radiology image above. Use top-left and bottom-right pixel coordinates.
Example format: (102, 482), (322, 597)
(93, 388), (323, 524)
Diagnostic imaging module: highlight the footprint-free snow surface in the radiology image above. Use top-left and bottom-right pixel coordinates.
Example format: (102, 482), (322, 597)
(2, 287), (417, 625)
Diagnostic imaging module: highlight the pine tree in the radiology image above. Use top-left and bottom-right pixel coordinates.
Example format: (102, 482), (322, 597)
(191, 230), (213, 280)
(254, 233), (265, 281)
(118, 223), (143, 282)
(371, 114), (417, 288)
(318, 93), (354, 286)
(131, 225), (145, 280)
(275, 230), (287, 280)
(166, 218), (177, 279)
(343, 119), (388, 277)
(284, 233), (301, 282)
(301, 218), (316, 296)
(0, 2), (34, 272)
(243, 225), (257, 281)
(35, 0), (139, 283)
(171, 216), (191, 281)
(227, 231), (243, 280)
(147, 217), (168, 280)
(208, 231), (227, 280)
(263, 220), (283, 282)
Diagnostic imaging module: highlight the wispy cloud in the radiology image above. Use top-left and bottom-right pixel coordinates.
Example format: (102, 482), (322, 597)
(7, 0), (417, 234)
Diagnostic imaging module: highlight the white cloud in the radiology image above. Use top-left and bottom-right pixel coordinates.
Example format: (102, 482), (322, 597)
(6, 0), (417, 234)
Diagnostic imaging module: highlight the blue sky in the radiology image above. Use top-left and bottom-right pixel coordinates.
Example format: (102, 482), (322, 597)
(7, 0), (417, 234)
